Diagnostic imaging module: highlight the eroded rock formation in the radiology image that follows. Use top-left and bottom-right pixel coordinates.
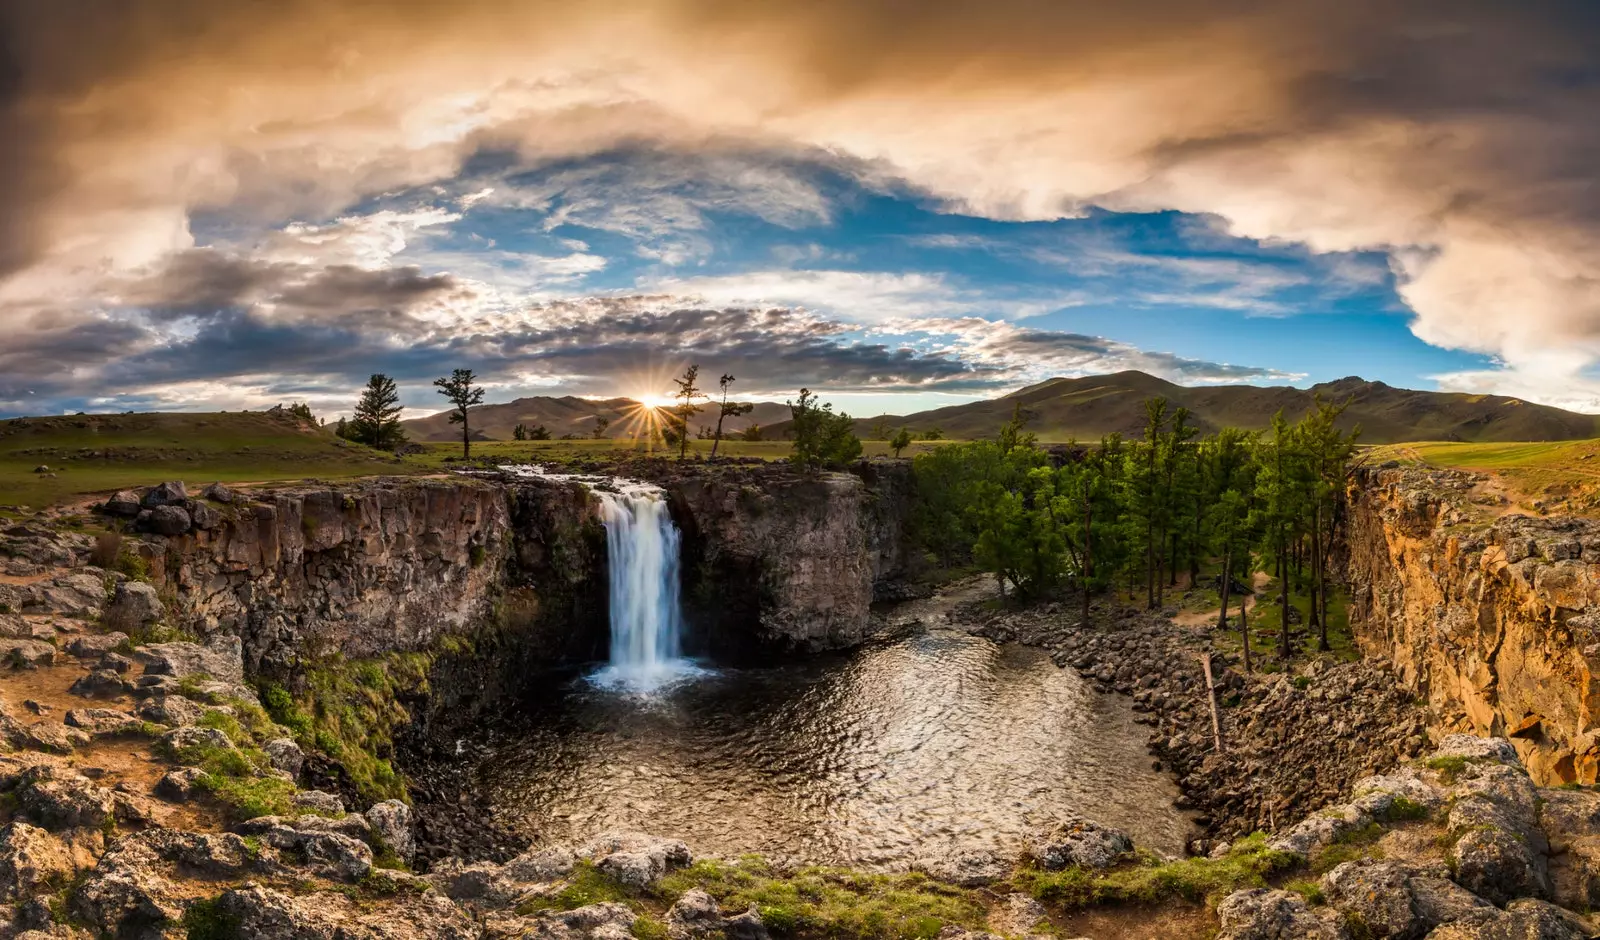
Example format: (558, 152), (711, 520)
(1345, 465), (1600, 784)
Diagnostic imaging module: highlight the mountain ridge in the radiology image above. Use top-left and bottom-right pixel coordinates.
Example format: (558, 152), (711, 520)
(791, 371), (1600, 444)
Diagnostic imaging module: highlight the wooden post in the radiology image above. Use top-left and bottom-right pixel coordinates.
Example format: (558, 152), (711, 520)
(1201, 652), (1224, 753)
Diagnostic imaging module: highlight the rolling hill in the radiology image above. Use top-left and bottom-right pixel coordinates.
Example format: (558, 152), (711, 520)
(781, 372), (1600, 445)
(400, 396), (792, 442)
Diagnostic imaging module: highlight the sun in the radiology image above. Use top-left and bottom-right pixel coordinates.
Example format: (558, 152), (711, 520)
(632, 393), (673, 409)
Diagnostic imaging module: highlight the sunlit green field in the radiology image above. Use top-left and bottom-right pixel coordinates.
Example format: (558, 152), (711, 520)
(0, 410), (961, 509)
(1367, 438), (1600, 516)
(0, 412), (409, 510)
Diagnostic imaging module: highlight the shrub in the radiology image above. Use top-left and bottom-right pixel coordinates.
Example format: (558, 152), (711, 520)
(1018, 833), (1298, 908)
(89, 531), (122, 569)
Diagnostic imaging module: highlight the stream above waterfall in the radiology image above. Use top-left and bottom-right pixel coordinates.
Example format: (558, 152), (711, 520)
(462, 604), (1193, 869)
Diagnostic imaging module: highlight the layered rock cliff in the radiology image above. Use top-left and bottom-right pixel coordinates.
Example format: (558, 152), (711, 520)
(1345, 465), (1600, 784)
(666, 459), (915, 655)
(127, 462), (914, 681)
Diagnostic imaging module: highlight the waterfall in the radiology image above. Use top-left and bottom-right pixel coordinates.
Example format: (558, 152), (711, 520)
(590, 482), (700, 691)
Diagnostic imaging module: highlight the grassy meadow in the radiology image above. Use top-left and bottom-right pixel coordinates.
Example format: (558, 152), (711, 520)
(0, 410), (960, 509)
(1367, 438), (1600, 516)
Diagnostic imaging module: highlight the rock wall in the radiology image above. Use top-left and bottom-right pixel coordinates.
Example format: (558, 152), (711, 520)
(134, 461), (916, 677)
(139, 479), (512, 677)
(665, 459), (915, 654)
(1345, 465), (1600, 784)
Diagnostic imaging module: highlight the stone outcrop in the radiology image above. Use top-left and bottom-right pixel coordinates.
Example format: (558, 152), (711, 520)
(133, 478), (511, 675)
(666, 459), (915, 652)
(1345, 465), (1600, 784)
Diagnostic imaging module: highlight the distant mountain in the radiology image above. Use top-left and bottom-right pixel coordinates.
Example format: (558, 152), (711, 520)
(400, 395), (792, 442)
(776, 372), (1600, 445)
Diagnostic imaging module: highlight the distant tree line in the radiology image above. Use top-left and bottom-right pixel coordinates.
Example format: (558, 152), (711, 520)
(912, 396), (1358, 666)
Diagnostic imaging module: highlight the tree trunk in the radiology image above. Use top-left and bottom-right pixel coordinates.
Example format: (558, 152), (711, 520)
(1314, 502), (1329, 651)
(1240, 582), (1252, 674)
(1278, 544), (1292, 660)
(1216, 546), (1233, 633)
(1081, 504), (1093, 627)
(460, 410), (471, 459)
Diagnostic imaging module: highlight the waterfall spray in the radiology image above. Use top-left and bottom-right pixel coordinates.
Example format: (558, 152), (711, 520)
(590, 482), (700, 691)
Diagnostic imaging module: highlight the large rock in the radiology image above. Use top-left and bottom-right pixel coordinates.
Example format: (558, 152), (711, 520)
(13, 765), (122, 831)
(578, 832), (691, 889)
(1029, 816), (1133, 871)
(36, 573), (106, 618)
(140, 481), (188, 509)
(520, 901), (637, 940)
(0, 640), (57, 667)
(147, 504), (191, 536)
(63, 707), (146, 737)
(1423, 899), (1593, 939)
(666, 889), (723, 939)
(72, 837), (183, 935)
(137, 694), (207, 727)
(65, 632), (129, 658)
(1447, 763), (1551, 904)
(264, 737), (304, 778)
(366, 799), (414, 860)
(1322, 861), (1495, 940)
(103, 490), (142, 517)
(103, 581), (163, 629)
(139, 634), (245, 685)
(1215, 889), (1348, 940)
(0, 822), (75, 903)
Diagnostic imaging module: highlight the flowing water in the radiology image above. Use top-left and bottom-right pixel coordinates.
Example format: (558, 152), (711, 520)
(472, 469), (1193, 867)
(587, 482), (703, 692)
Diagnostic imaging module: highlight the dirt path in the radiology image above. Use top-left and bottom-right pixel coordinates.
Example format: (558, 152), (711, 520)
(1170, 570), (1271, 629)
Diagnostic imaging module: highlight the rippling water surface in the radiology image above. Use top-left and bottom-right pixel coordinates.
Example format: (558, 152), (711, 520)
(469, 622), (1193, 868)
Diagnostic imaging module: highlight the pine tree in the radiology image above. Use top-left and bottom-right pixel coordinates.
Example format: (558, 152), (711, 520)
(349, 374), (406, 451)
(670, 365), (704, 460)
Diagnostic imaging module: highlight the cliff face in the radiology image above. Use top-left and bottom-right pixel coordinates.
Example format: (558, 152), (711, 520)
(137, 462), (914, 678)
(1345, 465), (1600, 784)
(141, 479), (512, 677)
(655, 459), (915, 655)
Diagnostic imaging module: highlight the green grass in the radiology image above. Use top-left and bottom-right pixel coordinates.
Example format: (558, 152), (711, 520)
(0, 411), (411, 508)
(654, 857), (985, 939)
(291, 652), (433, 803)
(1368, 438), (1600, 517)
(1015, 833), (1297, 909)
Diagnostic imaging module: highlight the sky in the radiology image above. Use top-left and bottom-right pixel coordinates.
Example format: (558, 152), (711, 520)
(0, 1), (1597, 420)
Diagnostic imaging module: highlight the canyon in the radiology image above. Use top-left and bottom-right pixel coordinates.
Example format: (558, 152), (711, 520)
(4, 459), (1600, 937)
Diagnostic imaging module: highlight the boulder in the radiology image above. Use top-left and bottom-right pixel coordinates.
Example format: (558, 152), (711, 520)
(666, 889), (722, 939)
(140, 481), (188, 509)
(1536, 787), (1600, 910)
(95, 651), (134, 674)
(1447, 764), (1551, 904)
(200, 482), (237, 504)
(1432, 735), (1520, 764)
(578, 832), (690, 889)
(103, 581), (163, 628)
(155, 767), (207, 802)
(365, 799), (414, 859)
(140, 634), (245, 685)
(68, 669), (130, 699)
(160, 724), (234, 762)
(1322, 861), (1494, 940)
(521, 901), (637, 940)
(211, 884), (347, 939)
(292, 789), (345, 816)
(37, 573), (106, 618)
(103, 491), (142, 517)
(0, 822), (75, 903)
(1423, 899), (1593, 939)
(1029, 816), (1133, 871)
(190, 502), (222, 530)
(146, 505), (191, 536)
(7, 719), (88, 755)
(1215, 889), (1347, 940)
(0, 640), (57, 667)
(72, 839), (183, 936)
(13, 764), (128, 831)
(65, 632), (129, 658)
(137, 694), (207, 727)
(264, 737), (304, 778)
(63, 708), (145, 737)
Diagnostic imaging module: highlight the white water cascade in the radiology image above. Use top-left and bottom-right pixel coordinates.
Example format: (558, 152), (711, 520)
(589, 482), (702, 692)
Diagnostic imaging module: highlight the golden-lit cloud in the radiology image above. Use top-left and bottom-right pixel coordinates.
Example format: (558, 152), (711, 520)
(1, 1), (1597, 405)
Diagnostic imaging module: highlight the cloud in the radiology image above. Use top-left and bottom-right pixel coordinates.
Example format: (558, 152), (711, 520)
(0, 1), (1596, 406)
(885, 317), (1303, 387)
(647, 269), (1083, 322)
